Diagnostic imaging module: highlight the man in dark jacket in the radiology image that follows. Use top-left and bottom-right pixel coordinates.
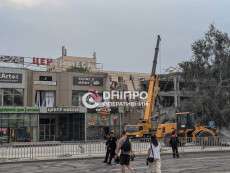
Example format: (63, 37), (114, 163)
(103, 134), (111, 163)
(169, 130), (179, 158)
(107, 132), (117, 165)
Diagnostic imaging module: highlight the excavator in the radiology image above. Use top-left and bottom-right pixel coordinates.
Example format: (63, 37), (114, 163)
(175, 112), (218, 144)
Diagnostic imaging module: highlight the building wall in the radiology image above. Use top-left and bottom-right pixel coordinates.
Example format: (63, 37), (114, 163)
(48, 55), (98, 72)
(0, 67), (39, 143)
(56, 72), (72, 106)
(32, 71), (57, 107)
(104, 70), (149, 91)
(32, 71), (108, 107)
(0, 57), (194, 141)
(0, 67), (32, 106)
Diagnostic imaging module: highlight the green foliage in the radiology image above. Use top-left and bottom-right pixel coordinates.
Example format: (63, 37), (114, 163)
(179, 24), (230, 127)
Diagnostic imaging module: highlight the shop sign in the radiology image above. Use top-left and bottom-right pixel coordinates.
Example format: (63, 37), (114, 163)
(0, 107), (39, 113)
(32, 57), (53, 66)
(47, 107), (86, 113)
(0, 73), (22, 83)
(33, 81), (56, 86)
(0, 55), (24, 64)
(73, 76), (104, 86)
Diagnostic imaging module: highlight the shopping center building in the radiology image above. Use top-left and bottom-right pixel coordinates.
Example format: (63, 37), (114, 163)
(0, 50), (192, 143)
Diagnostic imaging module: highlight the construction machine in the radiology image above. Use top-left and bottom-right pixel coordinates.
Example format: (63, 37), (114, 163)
(155, 111), (219, 145)
(125, 35), (165, 138)
(176, 112), (218, 144)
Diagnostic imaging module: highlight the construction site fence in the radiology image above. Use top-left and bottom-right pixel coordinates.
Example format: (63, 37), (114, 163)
(0, 137), (229, 163)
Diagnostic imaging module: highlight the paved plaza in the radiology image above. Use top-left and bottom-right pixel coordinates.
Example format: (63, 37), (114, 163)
(0, 152), (230, 173)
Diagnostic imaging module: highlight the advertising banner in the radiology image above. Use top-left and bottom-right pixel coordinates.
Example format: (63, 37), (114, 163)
(0, 56), (24, 64)
(73, 76), (104, 86)
(0, 107), (39, 113)
(0, 72), (22, 83)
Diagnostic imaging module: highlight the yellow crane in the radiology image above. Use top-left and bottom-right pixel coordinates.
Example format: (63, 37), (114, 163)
(125, 35), (162, 138)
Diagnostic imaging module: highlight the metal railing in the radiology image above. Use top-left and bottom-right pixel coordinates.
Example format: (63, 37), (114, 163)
(0, 137), (229, 163)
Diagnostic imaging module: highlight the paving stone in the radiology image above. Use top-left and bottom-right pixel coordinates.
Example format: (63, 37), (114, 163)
(0, 152), (230, 173)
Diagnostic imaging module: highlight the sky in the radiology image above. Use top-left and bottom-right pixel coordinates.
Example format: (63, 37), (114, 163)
(0, 0), (230, 73)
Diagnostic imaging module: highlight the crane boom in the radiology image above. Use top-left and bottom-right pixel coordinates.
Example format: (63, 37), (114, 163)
(151, 35), (161, 76)
(143, 35), (161, 122)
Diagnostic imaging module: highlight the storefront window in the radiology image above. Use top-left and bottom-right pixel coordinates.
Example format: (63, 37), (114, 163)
(0, 128), (8, 143)
(31, 114), (38, 127)
(35, 91), (55, 107)
(0, 115), (8, 127)
(17, 114), (24, 127)
(14, 89), (24, 105)
(1, 88), (24, 106)
(9, 114), (17, 127)
(72, 90), (86, 106)
(58, 114), (85, 141)
(3, 94), (13, 106)
(24, 115), (30, 127)
(0, 114), (39, 143)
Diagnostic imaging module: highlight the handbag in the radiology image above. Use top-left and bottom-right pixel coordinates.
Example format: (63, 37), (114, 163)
(115, 156), (120, 164)
(130, 153), (136, 161)
(147, 144), (155, 164)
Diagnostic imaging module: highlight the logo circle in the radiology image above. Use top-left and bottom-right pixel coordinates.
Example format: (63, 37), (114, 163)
(82, 92), (100, 109)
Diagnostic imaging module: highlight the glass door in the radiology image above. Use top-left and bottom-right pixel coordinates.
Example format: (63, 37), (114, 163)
(39, 118), (56, 141)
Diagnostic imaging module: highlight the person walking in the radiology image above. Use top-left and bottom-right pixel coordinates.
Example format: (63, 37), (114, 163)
(147, 135), (161, 173)
(103, 133), (111, 163)
(107, 132), (117, 165)
(115, 131), (135, 173)
(169, 130), (179, 158)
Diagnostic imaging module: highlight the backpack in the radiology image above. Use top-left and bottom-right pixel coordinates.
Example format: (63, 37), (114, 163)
(170, 137), (178, 146)
(121, 138), (131, 153)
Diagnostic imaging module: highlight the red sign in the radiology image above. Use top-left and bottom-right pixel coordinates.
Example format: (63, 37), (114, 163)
(32, 57), (53, 66)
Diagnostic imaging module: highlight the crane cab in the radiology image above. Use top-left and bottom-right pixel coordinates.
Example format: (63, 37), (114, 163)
(176, 112), (196, 138)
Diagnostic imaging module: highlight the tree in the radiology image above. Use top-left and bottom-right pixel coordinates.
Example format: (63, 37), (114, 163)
(179, 24), (230, 127)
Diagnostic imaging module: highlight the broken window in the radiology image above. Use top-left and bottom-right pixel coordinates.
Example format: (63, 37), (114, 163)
(118, 76), (123, 83)
(179, 82), (196, 91)
(159, 80), (174, 92)
(160, 96), (174, 107)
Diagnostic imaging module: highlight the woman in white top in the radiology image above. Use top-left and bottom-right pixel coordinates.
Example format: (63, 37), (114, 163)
(147, 135), (161, 173)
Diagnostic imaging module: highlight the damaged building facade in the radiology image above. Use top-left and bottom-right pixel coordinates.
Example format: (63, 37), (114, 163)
(0, 49), (193, 142)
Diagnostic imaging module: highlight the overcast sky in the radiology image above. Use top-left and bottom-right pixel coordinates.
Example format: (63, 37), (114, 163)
(0, 0), (230, 73)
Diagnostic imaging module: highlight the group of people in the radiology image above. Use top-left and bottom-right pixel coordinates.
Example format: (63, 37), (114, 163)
(103, 130), (180, 173)
(103, 131), (135, 173)
(103, 132), (117, 165)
